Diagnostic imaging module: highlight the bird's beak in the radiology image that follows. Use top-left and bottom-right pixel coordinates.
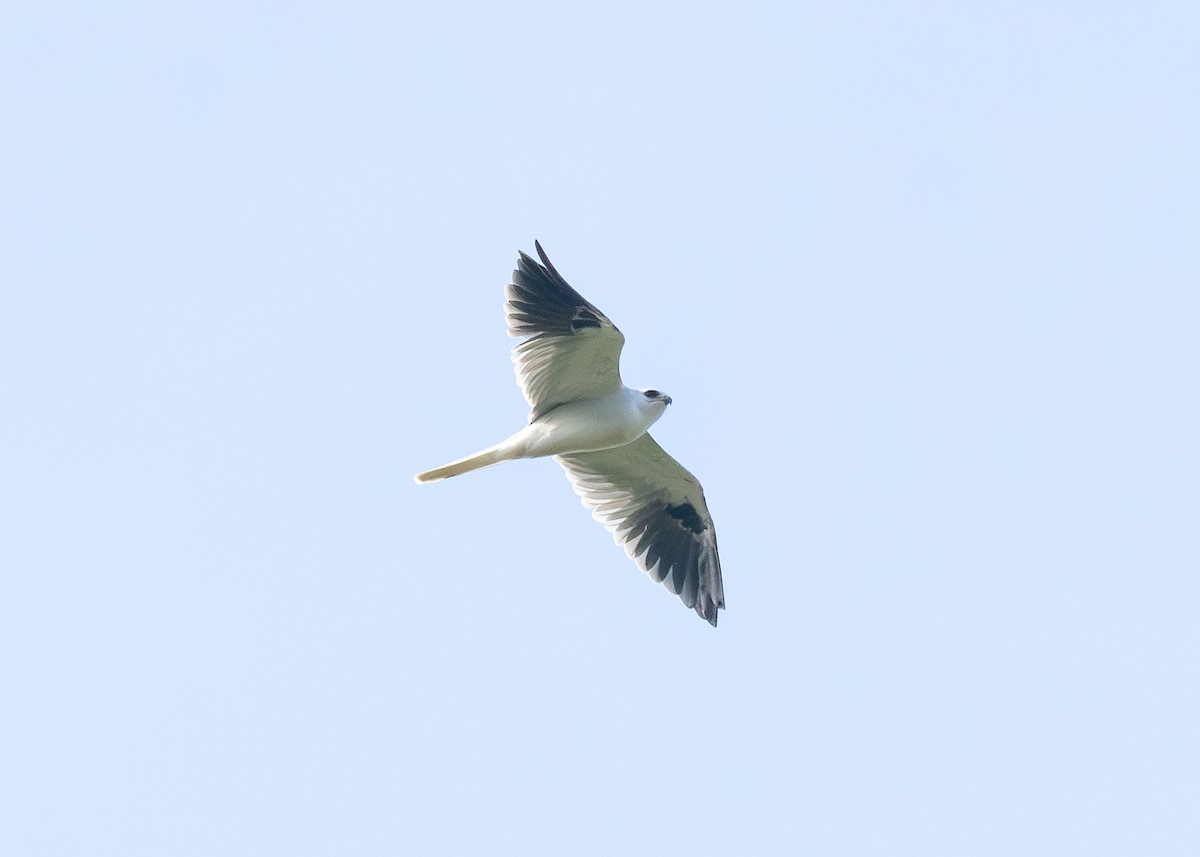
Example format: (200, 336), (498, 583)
(663, 395), (673, 406)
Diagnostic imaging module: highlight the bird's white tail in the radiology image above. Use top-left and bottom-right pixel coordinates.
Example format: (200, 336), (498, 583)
(414, 444), (511, 484)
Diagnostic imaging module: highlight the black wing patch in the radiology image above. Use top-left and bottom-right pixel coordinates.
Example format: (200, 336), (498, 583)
(665, 502), (706, 534)
(571, 306), (604, 331)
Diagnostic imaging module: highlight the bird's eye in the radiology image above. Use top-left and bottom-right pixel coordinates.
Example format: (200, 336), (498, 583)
(644, 390), (660, 398)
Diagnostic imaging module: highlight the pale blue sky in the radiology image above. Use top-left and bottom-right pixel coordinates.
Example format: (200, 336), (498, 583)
(3, 2), (1198, 854)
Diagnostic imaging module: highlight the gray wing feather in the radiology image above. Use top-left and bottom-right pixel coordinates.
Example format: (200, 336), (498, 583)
(505, 242), (625, 419)
(556, 434), (725, 626)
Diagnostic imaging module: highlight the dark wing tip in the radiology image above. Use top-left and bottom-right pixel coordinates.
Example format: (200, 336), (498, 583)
(532, 240), (569, 288)
(696, 591), (722, 626)
(507, 242), (616, 339)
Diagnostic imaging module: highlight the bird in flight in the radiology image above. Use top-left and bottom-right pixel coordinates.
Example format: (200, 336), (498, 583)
(415, 242), (725, 626)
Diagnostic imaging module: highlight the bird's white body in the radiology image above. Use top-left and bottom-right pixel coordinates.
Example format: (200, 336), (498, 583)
(414, 388), (667, 482)
(519, 388), (668, 458)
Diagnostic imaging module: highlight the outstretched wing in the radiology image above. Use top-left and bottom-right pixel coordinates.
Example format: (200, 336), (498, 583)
(505, 242), (625, 420)
(556, 434), (725, 626)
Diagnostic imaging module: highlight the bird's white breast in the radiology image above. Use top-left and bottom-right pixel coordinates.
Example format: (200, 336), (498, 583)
(522, 388), (664, 458)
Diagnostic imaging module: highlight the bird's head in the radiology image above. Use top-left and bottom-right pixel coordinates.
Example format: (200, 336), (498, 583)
(641, 389), (673, 408)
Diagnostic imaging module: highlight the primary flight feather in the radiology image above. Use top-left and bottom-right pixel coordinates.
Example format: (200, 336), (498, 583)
(414, 243), (725, 626)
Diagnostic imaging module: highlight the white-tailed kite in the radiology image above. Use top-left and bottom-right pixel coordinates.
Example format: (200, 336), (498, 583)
(415, 243), (725, 626)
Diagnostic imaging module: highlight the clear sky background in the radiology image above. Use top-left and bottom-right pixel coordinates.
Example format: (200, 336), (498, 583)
(3, 2), (1197, 854)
